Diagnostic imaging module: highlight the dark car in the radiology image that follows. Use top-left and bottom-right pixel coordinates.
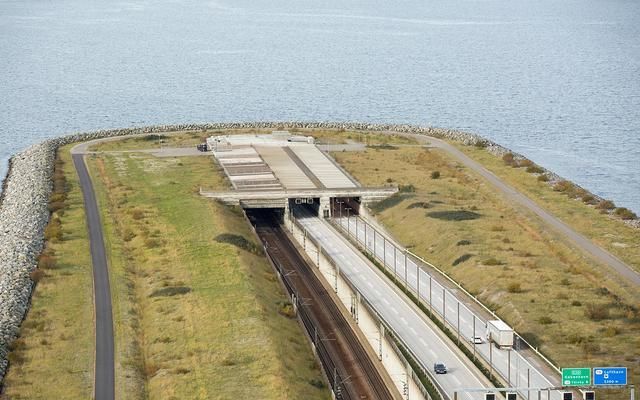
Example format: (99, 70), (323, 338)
(434, 363), (448, 374)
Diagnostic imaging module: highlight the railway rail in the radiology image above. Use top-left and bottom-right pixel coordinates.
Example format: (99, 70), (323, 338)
(248, 209), (394, 400)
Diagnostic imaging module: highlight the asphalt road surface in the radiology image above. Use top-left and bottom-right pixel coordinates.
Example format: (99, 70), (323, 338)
(337, 216), (563, 400)
(72, 153), (115, 400)
(296, 208), (492, 400)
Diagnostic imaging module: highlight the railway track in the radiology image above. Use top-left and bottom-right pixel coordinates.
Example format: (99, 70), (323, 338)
(248, 210), (394, 400)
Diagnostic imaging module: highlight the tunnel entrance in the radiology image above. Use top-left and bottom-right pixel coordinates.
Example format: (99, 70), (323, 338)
(289, 198), (320, 218)
(245, 207), (284, 227)
(331, 197), (361, 218)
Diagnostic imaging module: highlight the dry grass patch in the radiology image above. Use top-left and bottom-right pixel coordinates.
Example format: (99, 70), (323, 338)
(332, 144), (640, 394)
(452, 144), (640, 273)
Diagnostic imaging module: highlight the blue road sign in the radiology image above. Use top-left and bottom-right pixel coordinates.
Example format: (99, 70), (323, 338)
(593, 367), (627, 385)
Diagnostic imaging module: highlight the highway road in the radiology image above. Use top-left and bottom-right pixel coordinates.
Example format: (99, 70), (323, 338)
(72, 153), (115, 400)
(295, 208), (492, 400)
(336, 215), (564, 400)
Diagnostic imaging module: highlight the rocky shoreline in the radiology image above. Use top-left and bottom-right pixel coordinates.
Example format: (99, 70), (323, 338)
(0, 121), (635, 383)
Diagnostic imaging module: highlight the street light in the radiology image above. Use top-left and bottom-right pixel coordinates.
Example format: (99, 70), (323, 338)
(336, 200), (344, 224)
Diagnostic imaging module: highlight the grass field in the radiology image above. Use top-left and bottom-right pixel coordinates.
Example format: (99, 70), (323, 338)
(332, 144), (640, 396)
(451, 143), (640, 272)
(1, 145), (94, 399)
(87, 150), (328, 399)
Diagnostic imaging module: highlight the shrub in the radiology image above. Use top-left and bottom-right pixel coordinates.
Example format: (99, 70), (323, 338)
(538, 316), (553, 325)
(581, 341), (601, 356)
(367, 143), (398, 150)
(123, 229), (136, 242)
(407, 202), (431, 209)
(38, 254), (57, 270)
(526, 165), (544, 174)
(144, 238), (162, 248)
(149, 286), (192, 297)
(614, 207), (637, 220)
(48, 201), (66, 213)
(483, 257), (502, 266)
(502, 152), (515, 166)
(430, 171), (440, 179)
(518, 159), (533, 168)
(398, 184), (416, 193)
(144, 362), (161, 378)
(554, 180), (574, 193)
(537, 174), (549, 182)
(44, 218), (63, 242)
(595, 200), (615, 210)
(278, 302), (296, 318)
(603, 326), (619, 337)
(131, 209), (145, 220)
(174, 367), (191, 374)
(520, 332), (541, 348)
(426, 210), (481, 221)
(507, 282), (522, 293)
(567, 333), (584, 344)
(571, 300), (582, 307)
(49, 193), (66, 204)
(560, 278), (570, 286)
(140, 134), (168, 142)
(30, 269), (45, 283)
(214, 233), (262, 255)
(581, 194), (596, 205)
(452, 254), (472, 266)
(456, 239), (471, 246)
(585, 304), (610, 320)
(370, 193), (412, 214)
(309, 379), (326, 389)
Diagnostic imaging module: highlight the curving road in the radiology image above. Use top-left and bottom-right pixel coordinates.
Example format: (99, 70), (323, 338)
(72, 152), (115, 400)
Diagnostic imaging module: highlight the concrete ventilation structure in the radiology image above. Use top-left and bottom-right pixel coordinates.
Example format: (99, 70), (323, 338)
(202, 132), (397, 217)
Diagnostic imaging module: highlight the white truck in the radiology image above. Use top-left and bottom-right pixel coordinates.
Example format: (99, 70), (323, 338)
(487, 320), (514, 349)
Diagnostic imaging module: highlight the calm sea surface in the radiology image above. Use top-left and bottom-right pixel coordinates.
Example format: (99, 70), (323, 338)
(1, 0), (639, 211)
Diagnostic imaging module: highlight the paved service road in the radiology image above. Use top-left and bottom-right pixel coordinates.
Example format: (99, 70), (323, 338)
(412, 134), (640, 286)
(72, 153), (115, 400)
(296, 209), (492, 400)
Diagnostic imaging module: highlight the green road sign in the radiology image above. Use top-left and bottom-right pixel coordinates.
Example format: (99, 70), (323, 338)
(562, 368), (591, 386)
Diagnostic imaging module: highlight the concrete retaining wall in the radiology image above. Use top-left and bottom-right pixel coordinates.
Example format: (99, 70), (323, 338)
(0, 121), (631, 383)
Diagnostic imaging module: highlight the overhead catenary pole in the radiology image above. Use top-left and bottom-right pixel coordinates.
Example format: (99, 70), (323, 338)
(429, 275), (432, 314)
(355, 216), (358, 243)
(442, 288), (446, 325)
(416, 265), (420, 305)
(490, 341), (494, 380)
(472, 315), (476, 360)
(527, 368), (530, 400)
(383, 236), (386, 269)
(394, 246), (397, 277)
(364, 219), (368, 250)
(404, 250), (408, 285)
(457, 301), (460, 344)
(508, 349), (511, 386)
